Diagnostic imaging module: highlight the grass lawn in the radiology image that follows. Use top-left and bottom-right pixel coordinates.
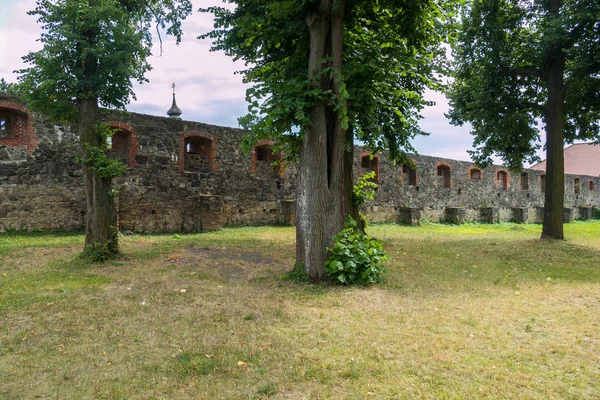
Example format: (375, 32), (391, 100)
(1, 221), (599, 399)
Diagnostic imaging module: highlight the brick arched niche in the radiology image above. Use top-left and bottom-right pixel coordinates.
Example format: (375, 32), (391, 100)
(520, 172), (529, 190)
(574, 178), (581, 194)
(359, 152), (380, 183)
(180, 131), (217, 173)
(250, 140), (283, 178)
(540, 174), (546, 193)
(0, 98), (39, 157)
(105, 121), (138, 169)
(401, 161), (418, 186)
(467, 166), (483, 181)
(436, 161), (452, 188)
(496, 169), (510, 190)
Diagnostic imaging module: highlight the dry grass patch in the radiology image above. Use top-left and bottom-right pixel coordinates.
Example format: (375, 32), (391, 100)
(1, 222), (599, 399)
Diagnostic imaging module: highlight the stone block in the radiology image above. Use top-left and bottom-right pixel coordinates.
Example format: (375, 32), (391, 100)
(535, 206), (545, 223)
(578, 206), (594, 220)
(479, 207), (499, 223)
(563, 207), (574, 222)
(278, 200), (295, 225)
(510, 207), (528, 223)
(398, 206), (421, 226)
(199, 194), (223, 231)
(444, 207), (466, 224)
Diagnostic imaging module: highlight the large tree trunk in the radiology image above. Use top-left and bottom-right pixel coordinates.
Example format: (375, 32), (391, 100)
(79, 97), (119, 256)
(296, 0), (348, 281)
(541, 0), (565, 240)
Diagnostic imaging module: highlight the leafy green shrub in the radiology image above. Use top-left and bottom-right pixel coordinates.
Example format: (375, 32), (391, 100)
(325, 216), (389, 285)
(353, 171), (378, 208)
(280, 261), (309, 283)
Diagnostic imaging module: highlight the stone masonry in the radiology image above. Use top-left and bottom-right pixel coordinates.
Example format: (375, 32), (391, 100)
(1, 92), (598, 232)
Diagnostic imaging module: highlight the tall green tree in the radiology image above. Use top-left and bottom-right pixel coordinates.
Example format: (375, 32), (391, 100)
(201, 0), (453, 280)
(18, 0), (192, 259)
(0, 78), (15, 93)
(447, 0), (600, 240)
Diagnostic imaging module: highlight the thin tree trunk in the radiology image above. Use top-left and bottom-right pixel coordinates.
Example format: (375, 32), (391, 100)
(296, 0), (348, 281)
(541, 0), (565, 240)
(79, 97), (119, 255)
(343, 132), (363, 231)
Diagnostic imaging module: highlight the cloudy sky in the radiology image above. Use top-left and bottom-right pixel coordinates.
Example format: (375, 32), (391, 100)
(0, 0), (546, 163)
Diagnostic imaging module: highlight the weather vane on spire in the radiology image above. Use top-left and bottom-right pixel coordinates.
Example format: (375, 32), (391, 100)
(167, 82), (182, 119)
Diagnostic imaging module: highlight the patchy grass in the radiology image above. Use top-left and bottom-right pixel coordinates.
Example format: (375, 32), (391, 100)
(1, 222), (599, 399)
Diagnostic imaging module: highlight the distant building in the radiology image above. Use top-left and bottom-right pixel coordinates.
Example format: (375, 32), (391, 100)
(531, 143), (600, 176)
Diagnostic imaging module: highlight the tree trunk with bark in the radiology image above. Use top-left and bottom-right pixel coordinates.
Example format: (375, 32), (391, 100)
(296, 0), (352, 281)
(79, 97), (119, 256)
(541, 0), (565, 240)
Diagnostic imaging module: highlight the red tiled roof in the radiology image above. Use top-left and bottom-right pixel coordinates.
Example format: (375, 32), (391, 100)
(530, 143), (600, 177)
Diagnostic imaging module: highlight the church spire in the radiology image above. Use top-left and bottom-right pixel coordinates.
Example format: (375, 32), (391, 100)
(167, 82), (182, 119)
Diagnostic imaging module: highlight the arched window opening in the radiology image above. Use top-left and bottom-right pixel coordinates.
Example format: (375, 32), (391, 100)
(0, 118), (7, 138)
(574, 178), (581, 195)
(520, 172), (529, 190)
(361, 154), (379, 183)
(253, 144), (281, 178)
(589, 180), (595, 191)
(469, 168), (482, 180)
(110, 129), (131, 165)
(496, 170), (509, 190)
(436, 164), (451, 188)
(540, 175), (546, 193)
(402, 164), (417, 186)
(184, 136), (214, 173)
(0, 108), (26, 141)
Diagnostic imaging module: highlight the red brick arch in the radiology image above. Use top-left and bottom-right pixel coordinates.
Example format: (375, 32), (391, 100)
(466, 166), (483, 180)
(435, 161), (452, 188)
(104, 121), (139, 168)
(495, 168), (511, 190)
(400, 159), (418, 185)
(179, 131), (218, 172)
(359, 152), (380, 183)
(0, 98), (38, 154)
(250, 139), (284, 177)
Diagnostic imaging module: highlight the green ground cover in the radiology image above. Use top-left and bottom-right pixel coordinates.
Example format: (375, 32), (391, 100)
(1, 221), (599, 399)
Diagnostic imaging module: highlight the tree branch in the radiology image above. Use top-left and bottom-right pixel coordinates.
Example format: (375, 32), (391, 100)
(564, 62), (600, 94)
(521, 101), (546, 113)
(498, 66), (543, 78)
(585, 63), (600, 77)
(147, 5), (164, 56)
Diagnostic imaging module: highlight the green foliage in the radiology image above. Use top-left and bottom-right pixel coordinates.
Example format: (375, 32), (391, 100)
(353, 171), (378, 208)
(79, 226), (120, 262)
(200, 1), (458, 162)
(177, 352), (220, 377)
(0, 78), (18, 95)
(326, 216), (389, 285)
(77, 123), (126, 180)
(447, 0), (600, 170)
(281, 261), (309, 283)
(80, 144), (127, 180)
(18, 0), (192, 122)
(258, 383), (277, 396)
(80, 241), (118, 263)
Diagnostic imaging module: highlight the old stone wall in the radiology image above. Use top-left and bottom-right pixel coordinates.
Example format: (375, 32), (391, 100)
(355, 151), (600, 224)
(1, 92), (598, 232)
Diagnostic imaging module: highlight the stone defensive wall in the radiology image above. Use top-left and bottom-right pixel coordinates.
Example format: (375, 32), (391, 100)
(1, 92), (598, 232)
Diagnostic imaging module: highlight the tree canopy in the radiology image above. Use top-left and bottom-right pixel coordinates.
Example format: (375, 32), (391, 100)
(201, 0), (454, 162)
(448, 0), (600, 170)
(18, 0), (192, 259)
(447, 0), (600, 239)
(18, 0), (192, 122)
(201, 0), (456, 279)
